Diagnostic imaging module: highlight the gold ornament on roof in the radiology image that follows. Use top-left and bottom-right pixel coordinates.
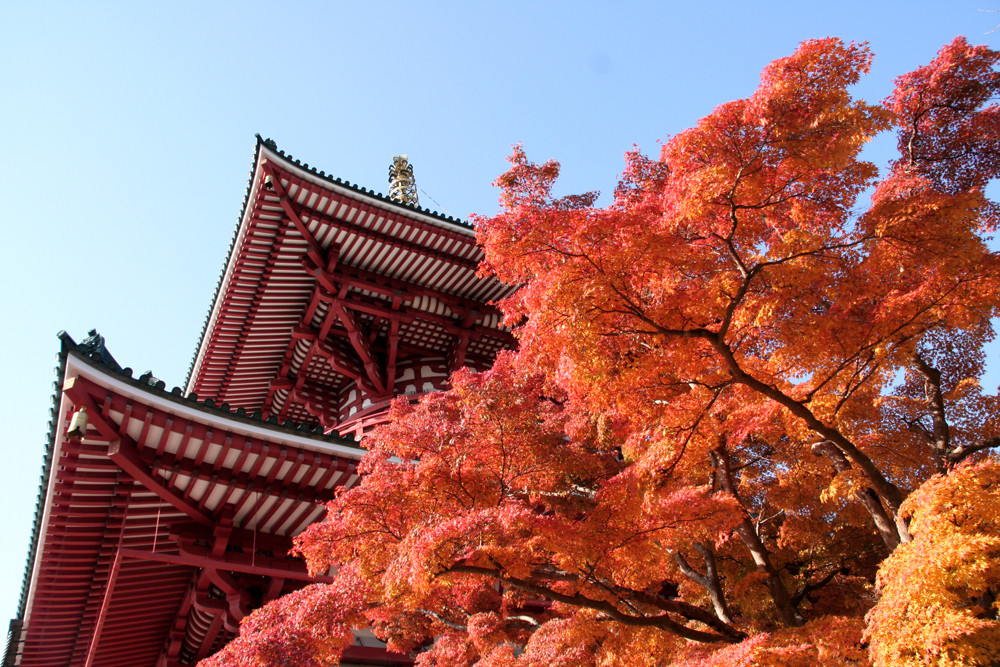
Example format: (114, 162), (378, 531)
(388, 155), (419, 206)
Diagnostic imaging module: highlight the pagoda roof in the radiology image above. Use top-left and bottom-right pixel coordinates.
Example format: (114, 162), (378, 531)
(8, 139), (513, 666)
(184, 137), (514, 436)
(7, 332), (402, 667)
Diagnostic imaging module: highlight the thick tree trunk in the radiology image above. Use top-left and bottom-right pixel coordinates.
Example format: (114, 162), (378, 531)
(811, 440), (902, 550)
(712, 448), (803, 627)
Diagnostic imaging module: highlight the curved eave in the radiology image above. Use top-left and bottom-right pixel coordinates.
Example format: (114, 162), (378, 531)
(185, 136), (482, 389)
(11, 333), (73, 625)
(12, 331), (361, 629)
(10, 332), (366, 666)
(258, 136), (475, 233)
(66, 346), (363, 457)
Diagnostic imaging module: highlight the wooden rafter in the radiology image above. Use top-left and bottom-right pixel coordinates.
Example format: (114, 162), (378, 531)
(272, 166), (480, 272)
(260, 163), (326, 268)
(119, 548), (332, 586)
(387, 300), (402, 387)
(63, 377), (215, 527)
(328, 298), (387, 395)
(296, 200), (479, 271)
(303, 253), (504, 322)
(216, 199), (294, 400)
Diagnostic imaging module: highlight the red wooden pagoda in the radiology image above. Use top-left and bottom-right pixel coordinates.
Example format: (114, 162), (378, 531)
(5, 138), (514, 666)
(188, 139), (513, 438)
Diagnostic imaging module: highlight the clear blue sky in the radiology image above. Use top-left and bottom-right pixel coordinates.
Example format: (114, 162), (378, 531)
(1, 1), (997, 628)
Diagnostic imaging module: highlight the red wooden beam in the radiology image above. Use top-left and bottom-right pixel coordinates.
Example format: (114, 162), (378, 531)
(328, 299), (387, 395)
(62, 377), (215, 527)
(118, 548), (331, 583)
(149, 443), (346, 507)
(260, 163), (326, 268)
(448, 333), (471, 372)
(284, 287), (508, 403)
(304, 252), (503, 321)
(172, 523), (295, 556)
(313, 286), (513, 346)
(285, 194), (479, 272)
(107, 440), (214, 526)
(294, 328), (366, 380)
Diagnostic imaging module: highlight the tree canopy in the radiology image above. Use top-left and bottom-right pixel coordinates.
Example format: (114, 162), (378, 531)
(202, 37), (1000, 667)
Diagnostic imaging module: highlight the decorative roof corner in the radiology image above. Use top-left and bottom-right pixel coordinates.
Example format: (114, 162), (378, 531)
(75, 329), (121, 372)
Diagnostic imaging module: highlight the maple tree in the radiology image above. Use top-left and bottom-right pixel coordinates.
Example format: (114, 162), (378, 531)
(865, 458), (1000, 666)
(202, 36), (1000, 666)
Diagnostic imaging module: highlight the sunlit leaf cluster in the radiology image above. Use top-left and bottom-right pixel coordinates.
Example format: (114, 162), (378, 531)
(202, 37), (1000, 666)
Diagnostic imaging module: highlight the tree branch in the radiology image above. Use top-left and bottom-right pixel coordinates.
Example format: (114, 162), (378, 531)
(674, 543), (736, 625)
(706, 335), (906, 518)
(811, 440), (900, 550)
(445, 564), (744, 643)
(912, 353), (952, 470)
(712, 446), (803, 627)
(948, 436), (1000, 467)
(419, 608), (468, 631)
(791, 568), (842, 607)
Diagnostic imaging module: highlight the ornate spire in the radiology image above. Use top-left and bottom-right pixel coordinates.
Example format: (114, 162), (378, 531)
(388, 155), (419, 206)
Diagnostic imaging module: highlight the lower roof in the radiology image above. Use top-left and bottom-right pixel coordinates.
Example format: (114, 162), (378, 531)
(7, 333), (411, 666)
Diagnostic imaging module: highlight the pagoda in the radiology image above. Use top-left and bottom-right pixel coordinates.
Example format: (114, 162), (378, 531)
(4, 137), (514, 666)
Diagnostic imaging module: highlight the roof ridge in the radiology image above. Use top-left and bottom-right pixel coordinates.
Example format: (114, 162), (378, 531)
(258, 134), (473, 229)
(69, 330), (357, 443)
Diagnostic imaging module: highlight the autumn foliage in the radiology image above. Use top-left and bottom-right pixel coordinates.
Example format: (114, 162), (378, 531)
(865, 459), (1000, 666)
(202, 37), (1000, 666)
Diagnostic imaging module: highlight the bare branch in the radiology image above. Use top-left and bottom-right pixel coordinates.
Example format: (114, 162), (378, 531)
(419, 609), (468, 631)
